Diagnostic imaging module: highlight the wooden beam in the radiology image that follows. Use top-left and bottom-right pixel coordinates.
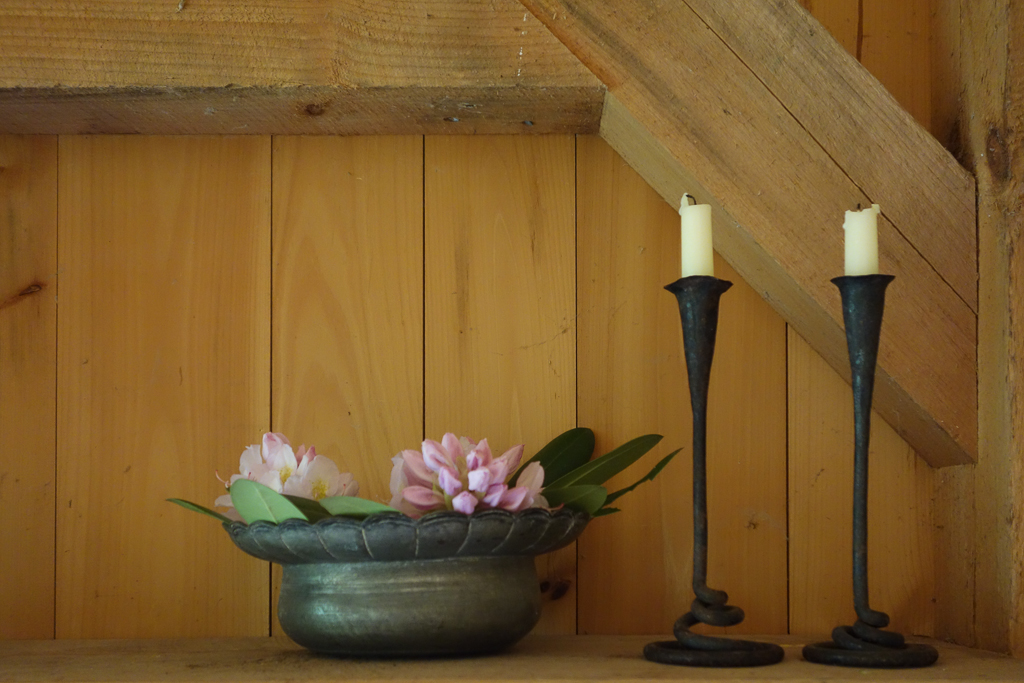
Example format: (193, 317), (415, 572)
(520, 0), (978, 467)
(933, 0), (1024, 655)
(0, 1), (604, 135)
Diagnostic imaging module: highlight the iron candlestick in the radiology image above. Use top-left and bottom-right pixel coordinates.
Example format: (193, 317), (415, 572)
(644, 276), (785, 668)
(802, 274), (938, 669)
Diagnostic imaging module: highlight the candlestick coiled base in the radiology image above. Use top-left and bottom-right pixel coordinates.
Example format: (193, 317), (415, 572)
(645, 583), (784, 667)
(803, 620), (939, 669)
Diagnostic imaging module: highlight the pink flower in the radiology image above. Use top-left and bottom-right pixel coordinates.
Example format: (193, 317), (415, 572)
(215, 433), (358, 511)
(388, 433), (545, 518)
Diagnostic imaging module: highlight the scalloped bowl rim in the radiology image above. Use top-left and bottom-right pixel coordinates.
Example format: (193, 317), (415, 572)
(223, 506), (591, 564)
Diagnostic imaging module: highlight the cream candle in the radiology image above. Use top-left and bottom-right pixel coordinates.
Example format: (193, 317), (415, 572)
(843, 203), (880, 275)
(680, 194), (714, 277)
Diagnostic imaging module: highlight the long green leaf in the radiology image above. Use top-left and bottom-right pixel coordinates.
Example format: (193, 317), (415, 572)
(592, 507), (620, 517)
(510, 427), (595, 486)
(229, 480), (308, 524)
(282, 495), (332, 522)
(545, 434), (663, 489)
(543, 485), (608, 515)
(603, 448), (681, 506)
(166, 498), (233, 524)
(320, 496), (400, 518)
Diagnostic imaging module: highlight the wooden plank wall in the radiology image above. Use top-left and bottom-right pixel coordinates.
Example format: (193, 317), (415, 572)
(0, 1), (943, 640)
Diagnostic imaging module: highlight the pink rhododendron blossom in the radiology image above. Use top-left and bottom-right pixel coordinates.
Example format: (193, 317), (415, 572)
(215, 433), (358, 512)
(388, 433), (547, 518)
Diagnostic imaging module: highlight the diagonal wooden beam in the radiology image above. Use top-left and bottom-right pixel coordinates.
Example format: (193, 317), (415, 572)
(0, 1), (604, 134)
(521, 0), (978, 467)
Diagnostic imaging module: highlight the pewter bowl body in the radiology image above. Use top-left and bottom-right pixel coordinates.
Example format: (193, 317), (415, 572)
(224, 508), (589, 656)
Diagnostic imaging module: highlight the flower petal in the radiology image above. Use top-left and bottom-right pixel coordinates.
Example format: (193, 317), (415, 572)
(473, 439), (494, 464)
(518, 461), (545, 493)
(441, 433), (464, 461)
(438, 466), (463, 496)
(239, 444), (263, 475)
(467, 467), (491, 493)
(401, 449), (434, 487)
(499, 485), (530, 512)
(451, 491), (479, 515)
(495, 444), (525, 475)
(389, 454), (409, 502)
(483, 483), (507, 508)
(403, 485), (445, 510)
(337, 473), (359, 497)
(262, 432), (290, 457)
(422, 439), (454, 472)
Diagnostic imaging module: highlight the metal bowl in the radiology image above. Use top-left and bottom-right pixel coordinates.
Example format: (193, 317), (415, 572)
(223, 508), (590, 656)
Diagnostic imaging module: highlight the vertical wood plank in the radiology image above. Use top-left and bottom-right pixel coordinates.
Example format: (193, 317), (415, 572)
(0, 136), (57, 639)
(576, 136), (788, 636)
(788, 330), (935, 637)
(930, 0), (962, 152)
(861, 0), (933, 131)
(424, 136), (577, 634)
(270, 135), (424, 635)
(56, 136), (271, 638)
(800, 0), (859, 56)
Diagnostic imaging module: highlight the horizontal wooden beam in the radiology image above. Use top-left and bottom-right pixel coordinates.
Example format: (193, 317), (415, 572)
(0, 86), (602, 135)
(522, 0), (978, 467)
(0, 1), (603, 134)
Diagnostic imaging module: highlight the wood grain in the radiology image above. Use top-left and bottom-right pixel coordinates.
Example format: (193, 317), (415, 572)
(424, 136), (577, 634)
(269, 136), (424, 635)
(1, 635), (1019, 683)
(0, 0), (603, 135)
(576, 136), (788, 636)
(0, 136), (57, 639)
(929, 0), (962, 153)
(949, 0), (1024, 656)
(787, 331), (934, 638)
(55, 137), (271, 638)
(799, 1), (858, 56)
(684, 0), (972, 309)
(521, 0), (977, 468)
(0, 86), (604, 137)
(860, 0), (933, 131)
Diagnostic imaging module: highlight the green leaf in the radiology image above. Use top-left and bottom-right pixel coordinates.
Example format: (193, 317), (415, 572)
(511, 427), (595, 486)
(543, 485), (608, 515)
(282, 495), (332, 522)
(229, 479), (308, 524)
(320, 496), (400, 518)
(603, 448), (681, 506)
(166, 498), (234, 524)
(546, 434), (663, 489)
(592, 507), (620, 517)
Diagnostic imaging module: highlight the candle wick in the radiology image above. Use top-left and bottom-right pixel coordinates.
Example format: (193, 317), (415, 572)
(856, 202), (862, 210)
(682, 193), (696, 207)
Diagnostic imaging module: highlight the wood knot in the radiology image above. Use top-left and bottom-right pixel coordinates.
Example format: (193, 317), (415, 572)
(986, 127), (1011, 182)
(547, 578), (571, 601)
(0, 282), (45, 311)
(304, 103), (326, 117)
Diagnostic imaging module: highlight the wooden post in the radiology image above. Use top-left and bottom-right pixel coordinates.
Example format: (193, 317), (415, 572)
(933, 0), (1024, 654)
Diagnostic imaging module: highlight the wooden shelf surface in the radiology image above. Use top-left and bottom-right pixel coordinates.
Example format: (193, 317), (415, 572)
(2, 635), (1023, 683)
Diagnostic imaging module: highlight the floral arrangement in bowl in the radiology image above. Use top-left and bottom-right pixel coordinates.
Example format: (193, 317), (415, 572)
(169, 428), (678, 656)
